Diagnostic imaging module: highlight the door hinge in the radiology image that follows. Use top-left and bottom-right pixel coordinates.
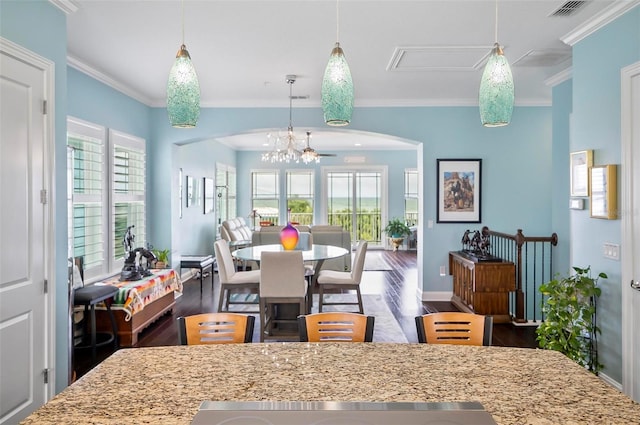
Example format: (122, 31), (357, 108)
(44, 279), (48, 293)
(43, 100), (47, 115)
(40, 189), (47, 204)
(43, 368), (49, 384)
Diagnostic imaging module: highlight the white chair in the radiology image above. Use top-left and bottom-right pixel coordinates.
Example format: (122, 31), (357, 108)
(316, 241), (367, 314)
(259, 251), (308, 342)
(214, 240), (260, 313)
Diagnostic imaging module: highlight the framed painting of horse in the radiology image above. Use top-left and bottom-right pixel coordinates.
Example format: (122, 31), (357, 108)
(437, 159), (482, 223)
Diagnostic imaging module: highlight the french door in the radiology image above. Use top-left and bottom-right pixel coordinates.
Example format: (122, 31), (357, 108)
(322, 167), (387, 249)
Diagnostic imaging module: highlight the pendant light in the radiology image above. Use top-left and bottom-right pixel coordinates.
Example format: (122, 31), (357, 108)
(261, 76), (302, 163)
(321, 0), (354, 127)
(478, 0), (514, 127)
(166, 0), (200, 128)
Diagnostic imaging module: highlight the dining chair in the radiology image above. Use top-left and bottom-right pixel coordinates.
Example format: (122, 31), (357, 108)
(415, 312), (493, 346)
(298, 312), (375, 342)
(316, 240), (368, 314)
(177, 312), (255, 344)
(259, 250), (308, 341)
(214, 240), (260, 313)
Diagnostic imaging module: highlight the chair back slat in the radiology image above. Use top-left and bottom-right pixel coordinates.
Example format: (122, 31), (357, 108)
(178, 313), (254, 344)
(416, 312), (492, 346)
(299, 312), (374, 342)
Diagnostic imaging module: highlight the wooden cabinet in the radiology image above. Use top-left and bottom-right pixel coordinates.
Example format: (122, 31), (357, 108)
(449, 251), (516, 323)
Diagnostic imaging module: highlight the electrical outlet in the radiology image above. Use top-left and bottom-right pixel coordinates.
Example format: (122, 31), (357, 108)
(439, 265), (446, 276)
(428, 220), (434, 229)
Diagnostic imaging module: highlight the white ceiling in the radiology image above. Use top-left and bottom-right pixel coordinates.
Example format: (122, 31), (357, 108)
(63, 0), (627, 151)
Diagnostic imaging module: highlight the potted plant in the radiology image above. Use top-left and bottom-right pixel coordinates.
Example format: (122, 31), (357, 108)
(536, 265), (606, 374)
(384, 218), (412, 251)
(152, 248), (170, 269)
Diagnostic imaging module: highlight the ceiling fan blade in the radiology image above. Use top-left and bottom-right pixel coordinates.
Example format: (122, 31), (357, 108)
(317, 153), (337, 157)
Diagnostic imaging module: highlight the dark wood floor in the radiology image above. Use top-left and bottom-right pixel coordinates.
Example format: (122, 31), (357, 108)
(74, 249), (538, 379)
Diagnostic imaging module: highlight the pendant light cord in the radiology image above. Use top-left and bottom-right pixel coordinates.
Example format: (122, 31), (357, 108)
(181, 0), (185, 45)
(336, 0), (340, 42)
(288, 79), (293, 129)
(494, 0), (498, 44)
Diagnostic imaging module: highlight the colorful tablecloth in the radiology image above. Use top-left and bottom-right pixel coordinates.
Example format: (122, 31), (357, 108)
(99, 269), (182, 321)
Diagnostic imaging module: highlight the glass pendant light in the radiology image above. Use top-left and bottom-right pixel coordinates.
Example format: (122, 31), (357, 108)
(478, 0), (514, 127)
(321, 0), (354, 126)
(166, 0), (200, 128)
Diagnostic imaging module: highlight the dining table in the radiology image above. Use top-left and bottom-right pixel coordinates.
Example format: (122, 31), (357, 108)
(231, 243), (350, 286)
(21, 343), (640, 424)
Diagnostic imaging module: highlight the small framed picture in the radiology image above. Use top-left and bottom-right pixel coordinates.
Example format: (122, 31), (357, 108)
(437, 159), (482, 223)
(570, 150), (593, 197)
(590, 164), (617, 219)
(203, 177), (214, 214)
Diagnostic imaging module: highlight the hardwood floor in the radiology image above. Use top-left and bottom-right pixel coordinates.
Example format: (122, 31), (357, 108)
(73, 249), (538, 379)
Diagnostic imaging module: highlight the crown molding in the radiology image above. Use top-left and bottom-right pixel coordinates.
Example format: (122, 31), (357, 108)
(545, 67), (573, 87)
(68, 55), (153, 106)
(48, 0), (78, 14)
(562, 0), (640, 46)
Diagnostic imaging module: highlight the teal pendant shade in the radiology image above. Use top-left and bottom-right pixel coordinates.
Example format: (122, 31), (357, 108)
(321, 43), (354, 127)
(167, 44), (200, 128)
(479, 43), (514, 127)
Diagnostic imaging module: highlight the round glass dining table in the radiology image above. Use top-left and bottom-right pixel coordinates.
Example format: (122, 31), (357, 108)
(231, 243), (349, 282)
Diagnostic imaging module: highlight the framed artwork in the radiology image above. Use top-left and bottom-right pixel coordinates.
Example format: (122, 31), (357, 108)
(437, 159), (482, 223)
(570, 150), (593, 197)
(186, 175), (193, 207)
(203, 177), (214, 214)
(590, 164), (617, 219)
(178, 168), (183, 218)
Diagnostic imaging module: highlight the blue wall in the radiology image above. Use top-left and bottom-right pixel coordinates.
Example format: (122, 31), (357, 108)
(570, 7), (640, 384)
(1, 0), (69, 392)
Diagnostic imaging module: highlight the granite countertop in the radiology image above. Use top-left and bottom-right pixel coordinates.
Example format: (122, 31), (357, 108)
(22, 343), (640, 425)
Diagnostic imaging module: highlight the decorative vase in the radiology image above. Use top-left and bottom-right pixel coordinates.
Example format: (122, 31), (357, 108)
(280, 222), (299, 250)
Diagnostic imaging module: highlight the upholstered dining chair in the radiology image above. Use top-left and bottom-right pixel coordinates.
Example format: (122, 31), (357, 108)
(298, 312), (375, 342)
(415, 312), (493, 346)
(177, 312), (255, 344)
(259, 250), (308, 342)
(316, 240), (368, 314)
(214, 239), (260, 313)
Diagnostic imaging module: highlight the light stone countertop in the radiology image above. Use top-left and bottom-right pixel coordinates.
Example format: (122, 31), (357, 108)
(22, 343), (640, 425)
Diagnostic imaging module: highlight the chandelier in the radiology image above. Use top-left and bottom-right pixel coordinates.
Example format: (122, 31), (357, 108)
(262, 75), (303, 163)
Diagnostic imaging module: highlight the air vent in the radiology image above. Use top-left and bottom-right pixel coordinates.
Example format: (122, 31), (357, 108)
(550, 1), (588, 17)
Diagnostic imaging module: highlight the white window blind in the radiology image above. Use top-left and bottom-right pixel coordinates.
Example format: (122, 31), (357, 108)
(110, 130), (146, 269)
(252, 170), (279, 223)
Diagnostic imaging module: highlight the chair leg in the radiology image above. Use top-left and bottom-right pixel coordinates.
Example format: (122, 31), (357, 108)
(217, 285), (226, 312)
(318, 285), (324, 312)
(356, 286), (364, 314)
(259, 298), (266, 342)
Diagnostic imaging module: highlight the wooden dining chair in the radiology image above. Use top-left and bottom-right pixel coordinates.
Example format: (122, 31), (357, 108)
(415, 312), (493, 346)
(177, 312), (255, 344)
(298, 312), (375, 342)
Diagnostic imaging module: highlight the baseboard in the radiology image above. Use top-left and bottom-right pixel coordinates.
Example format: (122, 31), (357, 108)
(418, 290), (452, 302)
(599, 372), (622, 391)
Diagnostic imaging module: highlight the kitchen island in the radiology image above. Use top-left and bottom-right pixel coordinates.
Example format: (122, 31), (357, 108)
(22, 343), (640, 424)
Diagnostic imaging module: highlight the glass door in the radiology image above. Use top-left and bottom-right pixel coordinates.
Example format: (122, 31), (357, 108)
(324, 167), (386, 248)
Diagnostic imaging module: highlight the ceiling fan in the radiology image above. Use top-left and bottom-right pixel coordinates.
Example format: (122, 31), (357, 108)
(300, 131), (337, 164)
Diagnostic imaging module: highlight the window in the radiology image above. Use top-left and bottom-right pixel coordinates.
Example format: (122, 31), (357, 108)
(67, 117), (146, 282)
(251, 170), (279, 224)
(286, 170), (314, 225)
(216, 164), (237, 227)
(405, 169), (419, 226)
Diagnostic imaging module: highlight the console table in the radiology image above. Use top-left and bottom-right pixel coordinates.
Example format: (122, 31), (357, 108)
(449, 251), (515, 323)
(180, 255), (214, 295)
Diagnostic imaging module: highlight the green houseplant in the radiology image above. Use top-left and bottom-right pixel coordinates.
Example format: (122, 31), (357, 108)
(152, 248), (170, 268)
(383, 218), (411, 238)
(536, 266), (606, 374)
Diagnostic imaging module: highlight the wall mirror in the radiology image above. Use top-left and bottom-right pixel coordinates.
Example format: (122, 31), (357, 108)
(204, 177), (214, 214)
(186, 175), (194, 207)
(590, 164), (617, 219)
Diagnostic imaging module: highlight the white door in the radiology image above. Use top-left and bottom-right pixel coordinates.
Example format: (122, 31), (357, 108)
(0, 39), (51, 424)
(621, 61), (640, 402)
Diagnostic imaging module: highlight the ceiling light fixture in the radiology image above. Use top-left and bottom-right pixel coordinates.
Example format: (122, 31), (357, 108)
(262, 75), (303, 163)
(478, 0), (514, 127)
(301, 131), (321, 164)
(166, 0), (200, 128)
(321, 0), (354, 127)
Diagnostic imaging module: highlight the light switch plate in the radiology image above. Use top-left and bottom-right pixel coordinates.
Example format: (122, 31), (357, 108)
(603, 243), (620, 260)
(570, 198), (584, 210)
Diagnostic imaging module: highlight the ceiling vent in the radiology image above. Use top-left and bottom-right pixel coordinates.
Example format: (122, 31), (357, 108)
(550, 1), (588, 17)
